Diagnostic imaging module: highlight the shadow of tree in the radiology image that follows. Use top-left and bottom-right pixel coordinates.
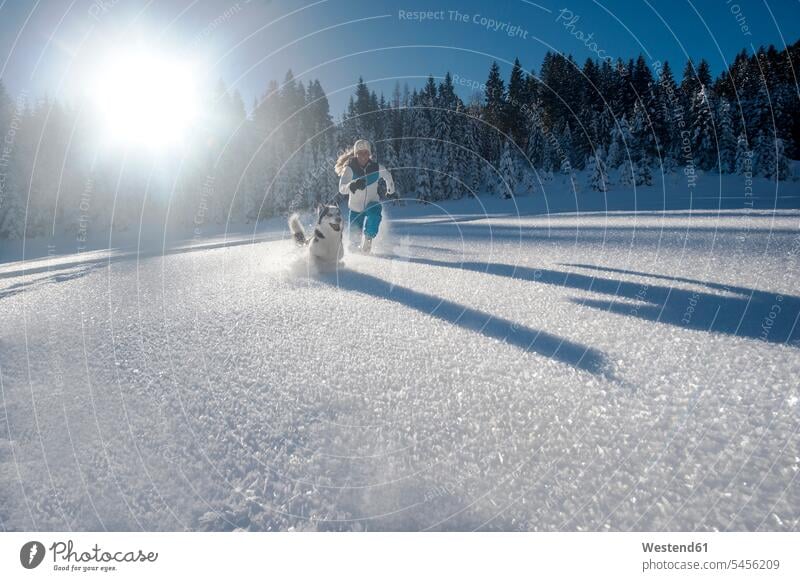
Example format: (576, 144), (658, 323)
(314, 269), (611, 376)
(0, 236), (276, 280)
(0, 266), (99, 301)
(374, 256), (800, 347)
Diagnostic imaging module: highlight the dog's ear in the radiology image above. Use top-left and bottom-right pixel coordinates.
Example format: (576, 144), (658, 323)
(317, 202), (330, 222)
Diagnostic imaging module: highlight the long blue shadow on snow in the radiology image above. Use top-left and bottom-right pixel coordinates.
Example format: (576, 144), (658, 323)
(316, 269), (611, 377)
(374, 255), (800, 347)
(0, 266), (98, 300)
(0, 235), (279, 279)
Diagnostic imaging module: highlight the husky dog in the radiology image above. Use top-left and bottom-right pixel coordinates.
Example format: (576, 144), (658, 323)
(288, 204), (344, 267)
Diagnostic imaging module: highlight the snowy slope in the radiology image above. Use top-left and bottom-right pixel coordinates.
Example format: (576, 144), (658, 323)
(1, 190), (799, 532)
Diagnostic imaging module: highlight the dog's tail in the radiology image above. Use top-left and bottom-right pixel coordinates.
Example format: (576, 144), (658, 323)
(288, 213), (308, 245)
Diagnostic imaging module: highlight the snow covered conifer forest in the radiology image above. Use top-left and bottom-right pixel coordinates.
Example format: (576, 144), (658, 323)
(1, 42), (799, 240)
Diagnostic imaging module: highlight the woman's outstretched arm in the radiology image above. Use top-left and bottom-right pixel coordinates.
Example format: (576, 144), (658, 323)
(379, 164), (395, 195)
(338, 165), (354, 197)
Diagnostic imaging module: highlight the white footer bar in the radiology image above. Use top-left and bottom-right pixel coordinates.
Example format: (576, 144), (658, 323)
(2, 532), (798, 580)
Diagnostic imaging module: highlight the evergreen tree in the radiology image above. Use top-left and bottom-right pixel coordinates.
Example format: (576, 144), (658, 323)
(306, 79), (333, 137)
(695, 59), (712, 91)
(595, 106), (615, 151)
(586, 148), (610, 192)
(755, 131), (775, 178)
(679, 58), (699, 118)
(390, 82), (404, 152)
(661, 154), (678, 176)
(767, 79), (793, 143)
(352, 76), (376, 140)
(340, 95), (360, 149)
(525, 123), (545, 169)
(635, 159), (653, 186)
(619, 158), (636, 187)
(398, 135), (416, 198)
(717, 99), (737, 173)
(0, 83), (22, 239)
(431, 108), (451, 201)
(278, 71), (306, 148)
(483, 61), (506, 162)
(749, 81), (773, 142)
(540, 131), (555, 174)
(415, 166), (431, 202)
(0, 189), (25, 239)
(438, 72), (459, 109)
(774, 137), (791, 180)
(538, 52), (558, 124)
(630, 101), (653, 168)
(757, 134), (790, 180)
(410, 106), (432, 201)
(605, 117), (632, 170)
(631, 55), (654, 106)
(0, 88), (26, 240)
(460, 111), (482, 196)
(715, 49), (749, 101)
(506, 58), (529, 148)
(575, 59), (603, 164)
(421, 75), (438, 108)
(735, 133), (753, 175)
(689, 87), (716, 170)
(559, 123), (575, 172)
(654, 61), (679, 157)
(498, 140), (515, 198)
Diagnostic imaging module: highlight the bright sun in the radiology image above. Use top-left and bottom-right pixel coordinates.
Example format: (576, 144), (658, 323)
(90, 48), (200, 149)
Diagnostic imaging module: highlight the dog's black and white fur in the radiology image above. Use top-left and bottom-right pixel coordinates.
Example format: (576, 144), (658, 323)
(288, 204), (344, 267)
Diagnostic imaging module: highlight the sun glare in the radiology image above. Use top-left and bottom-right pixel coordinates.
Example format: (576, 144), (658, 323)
(90, 47), (201, 150)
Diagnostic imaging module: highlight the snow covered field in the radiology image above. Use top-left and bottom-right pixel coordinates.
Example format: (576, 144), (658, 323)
(1, 185), (799, 532)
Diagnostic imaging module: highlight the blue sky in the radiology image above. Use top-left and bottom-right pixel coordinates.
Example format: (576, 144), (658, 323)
(1, 0), (799, 116)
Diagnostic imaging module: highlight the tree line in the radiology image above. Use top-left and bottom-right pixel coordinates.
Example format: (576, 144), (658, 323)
(0, 39), (798, 240)
(346, 40), (799, 199)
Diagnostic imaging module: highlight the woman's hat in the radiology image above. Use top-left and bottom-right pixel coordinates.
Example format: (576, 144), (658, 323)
(353, 139), (371, 155)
